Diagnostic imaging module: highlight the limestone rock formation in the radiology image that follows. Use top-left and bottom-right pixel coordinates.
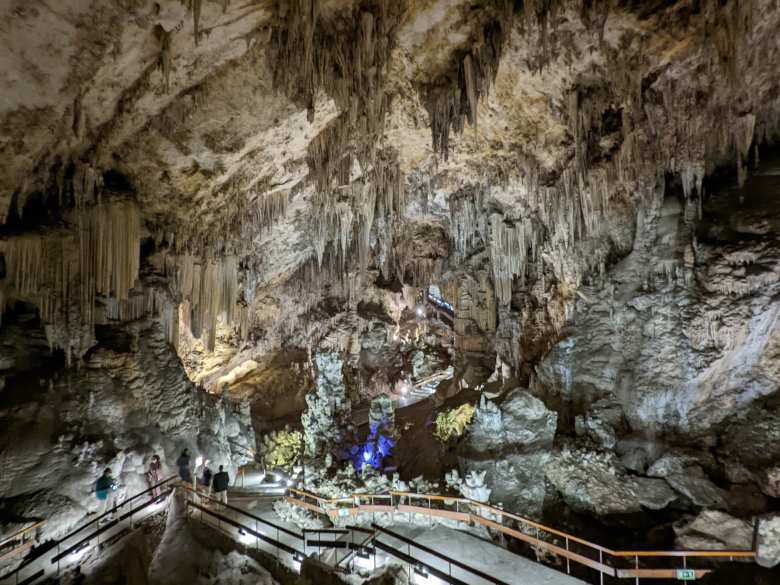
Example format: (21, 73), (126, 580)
(673, 510), (754, 551)
(544, 447), (678, 517)
(459, 389), (557, 516)
(301, 352), (352, 460)
(757, 514), (780, 568)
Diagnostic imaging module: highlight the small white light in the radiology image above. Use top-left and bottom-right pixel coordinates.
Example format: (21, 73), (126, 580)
(416, 307), (425, 317)
(195, 456), (203, 467)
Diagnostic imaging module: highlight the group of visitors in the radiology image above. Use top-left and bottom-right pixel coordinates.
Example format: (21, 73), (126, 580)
(94, 450), (231, 517)
(175, 448), (231, 504)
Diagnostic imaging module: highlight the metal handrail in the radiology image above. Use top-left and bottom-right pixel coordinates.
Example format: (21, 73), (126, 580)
(186, 500), (304, 558)
(50, 490), (172, 564)
(372, 523), (508, 585)
(0, 481), (175, 583)
(58, 476), (178, 546)
(182, 486), (303, 540)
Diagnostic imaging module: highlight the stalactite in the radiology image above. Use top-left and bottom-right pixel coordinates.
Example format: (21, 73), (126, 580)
(154, 24), (173, 94)
(180, 0), (202, 46)
(734, 114), (756, 186)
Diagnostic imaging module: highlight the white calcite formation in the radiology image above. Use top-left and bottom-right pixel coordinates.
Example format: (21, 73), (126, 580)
(301, 352), (352, 460)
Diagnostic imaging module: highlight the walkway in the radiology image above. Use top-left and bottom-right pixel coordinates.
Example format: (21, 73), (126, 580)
(285, 488), (757, 582)
(383, 524), (583, 585)
(2, 479), (759, 585)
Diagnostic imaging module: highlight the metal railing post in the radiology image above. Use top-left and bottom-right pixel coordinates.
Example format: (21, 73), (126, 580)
(635, 554), (640, 585)
(565, 537), (571, 574)
(599, 550), (604, 585)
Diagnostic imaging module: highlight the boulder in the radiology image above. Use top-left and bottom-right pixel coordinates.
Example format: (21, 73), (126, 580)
(468, 389), (557, 451)
(633, 477), (678, 510)
(463, 453), (552, 516)
(664, 468), (729, 509)
(674, 510), (753, 550)
(620, 448), (649, 474)
(461, 389), (557, 517)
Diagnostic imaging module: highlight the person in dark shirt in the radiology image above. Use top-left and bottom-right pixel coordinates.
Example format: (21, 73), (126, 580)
(200, 461), (213, 496)
(176, 449), (192, 483)
(212, 465), (230, 505)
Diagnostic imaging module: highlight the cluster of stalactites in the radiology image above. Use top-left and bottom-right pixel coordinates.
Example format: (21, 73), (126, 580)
(0, 200), (141, 363)
(102, 287), (180, 349)
(450, 188), (487, 263)
(309, 147), (405, 280)
(489, 214), (539, 306)
(273, 0), (407, 285)
(174, 254), (238, 351)
(425, 7), (511, 159)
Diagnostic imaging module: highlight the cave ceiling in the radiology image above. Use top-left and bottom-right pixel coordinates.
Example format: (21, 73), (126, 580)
(0, 0), (778, 394)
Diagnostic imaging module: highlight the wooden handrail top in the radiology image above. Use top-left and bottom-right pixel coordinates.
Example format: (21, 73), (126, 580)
(0, 521), (45, 548)
(287, 487), (759, 561)
(612, 550), (757, 558)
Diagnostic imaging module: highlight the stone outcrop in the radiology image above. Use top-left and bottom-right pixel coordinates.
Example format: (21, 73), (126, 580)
(757, 514), (780, 568)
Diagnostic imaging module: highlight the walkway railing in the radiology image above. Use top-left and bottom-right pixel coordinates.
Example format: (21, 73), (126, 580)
(285, 487), (757, 583)
(0, 523), (45, 563)
(0, 477), (177, 584)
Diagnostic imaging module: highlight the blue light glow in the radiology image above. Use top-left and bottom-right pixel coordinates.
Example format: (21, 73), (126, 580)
(351, 422), (396, 472)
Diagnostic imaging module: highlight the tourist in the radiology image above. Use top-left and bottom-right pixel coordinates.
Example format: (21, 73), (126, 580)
(95, 468), (117, 519)
(212, 465), (230, 505)
(146, 454), (162, 498)
(176, 448), (192, 483)
(200, 460), (213, 496)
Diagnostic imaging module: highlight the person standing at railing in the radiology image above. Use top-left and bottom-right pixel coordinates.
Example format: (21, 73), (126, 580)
(212, 465), (230, 505)
(95, 468), (117, 520)
(176, 448), (192, 483)
(146, 454), (162, 498)
(200, 460), (214, 497)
